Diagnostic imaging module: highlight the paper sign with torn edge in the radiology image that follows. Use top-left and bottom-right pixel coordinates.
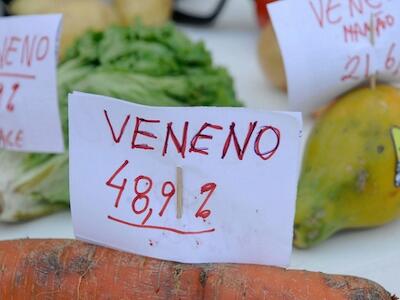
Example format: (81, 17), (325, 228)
(0, 14), (64, 153)
(268, 0), (400, 112)
(68, 92), (302, 267)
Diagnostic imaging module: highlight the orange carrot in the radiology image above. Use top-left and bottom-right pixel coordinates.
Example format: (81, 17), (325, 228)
(0, 239), (394, 299)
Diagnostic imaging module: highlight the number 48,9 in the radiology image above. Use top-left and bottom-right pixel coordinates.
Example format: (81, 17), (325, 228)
(106, 160), (217, 225)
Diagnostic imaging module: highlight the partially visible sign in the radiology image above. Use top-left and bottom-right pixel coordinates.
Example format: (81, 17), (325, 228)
(69, 92), (302, 267)
(392, 127), (400, 187)
(269, 0), (400, 112)
(0, 15), (64, 153)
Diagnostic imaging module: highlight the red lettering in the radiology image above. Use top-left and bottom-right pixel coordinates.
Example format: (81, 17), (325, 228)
(0, 35), (50, 68)
(21, 35), (37, 67)
(221, 122), (257, 160)
(15, 130), (23, 148)
(6, 82), (20, 112)
(309, 0), (342, 27)
(105, 160), (129, 208)
(0, 37), (8, 68)
(0, 129), (13, 147)
(0, 128), (24, 148)
(36, 36), (49, 61)
(0, 82), (21, 112)
(195, 183), (217, 219)
(162, 121), (189, 158)
(327, 0), (342, 24)
(254, 127), (281, 160)
(5, 36), (21, 66)
(385, 14), (395, 27)
(132, 117), (160, 150)
(107, 165), (220, 234)
(349, 0), (363, 17)
(159, 181), (175, 217)
(385, 43), (397, 71)
(372, 13), (395, 36)
(104, 110), (131, 144)
(341, 55), (361, 81)
(343, 24), (353, 43)
(343, 13), (394, 43)
(189, 122), (223, 156)
(309, 0), (325, 27)
(343, 22), (370, 43)
(131, 117), (160, 151)
(108, 215), (215, 235)
(132, 175), (153, 225)
(365, 0), (382, 9)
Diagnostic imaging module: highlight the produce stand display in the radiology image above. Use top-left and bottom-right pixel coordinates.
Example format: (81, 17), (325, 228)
(1, 0), (399, 296)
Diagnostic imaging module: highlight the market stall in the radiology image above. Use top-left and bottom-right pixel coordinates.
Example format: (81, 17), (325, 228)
(1, 0), (399, 297)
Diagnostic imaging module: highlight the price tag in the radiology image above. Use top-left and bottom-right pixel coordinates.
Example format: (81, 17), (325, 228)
(68, 92), (302, 267)
(0, 15), (64, 153)
(268, 0), (400, 112)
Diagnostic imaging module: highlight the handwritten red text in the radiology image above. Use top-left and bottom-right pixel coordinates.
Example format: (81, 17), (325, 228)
(104, 110), (281, 161)
(0, 127), (24, 149)
(0, 35), (50, 69)
(106, 160), (216, 235)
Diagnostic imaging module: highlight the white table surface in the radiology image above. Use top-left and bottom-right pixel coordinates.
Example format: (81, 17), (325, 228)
(1, 0), (399, 295)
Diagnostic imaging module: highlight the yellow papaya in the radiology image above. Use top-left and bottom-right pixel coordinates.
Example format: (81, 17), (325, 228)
(294, 85), (400, 248)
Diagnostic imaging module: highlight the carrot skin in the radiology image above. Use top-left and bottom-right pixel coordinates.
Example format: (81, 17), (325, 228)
(0, 239), (393, 300)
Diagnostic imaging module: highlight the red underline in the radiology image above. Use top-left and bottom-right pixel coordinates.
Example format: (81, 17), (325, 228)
(0, 72), (36, 80)
(108, 215), (215, 235)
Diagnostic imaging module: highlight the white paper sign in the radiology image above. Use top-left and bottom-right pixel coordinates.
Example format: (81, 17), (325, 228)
(0, 15), (64, 153)
(69, 92), (302, 267)
(269, 0), (400, 112)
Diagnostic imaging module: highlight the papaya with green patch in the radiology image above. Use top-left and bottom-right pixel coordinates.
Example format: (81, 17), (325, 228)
(295, 85), (400, 248)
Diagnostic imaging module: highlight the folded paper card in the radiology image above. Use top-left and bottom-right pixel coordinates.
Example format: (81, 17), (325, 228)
(269, 0), (400, 112)
(0, 14), (64, 153)
(68, 92), (302, 267)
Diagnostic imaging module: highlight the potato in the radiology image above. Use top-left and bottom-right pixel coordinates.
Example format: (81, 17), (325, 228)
(114, 0), (172, 26)
(10, 0), (119, 58)
(9, 0), (55, 14)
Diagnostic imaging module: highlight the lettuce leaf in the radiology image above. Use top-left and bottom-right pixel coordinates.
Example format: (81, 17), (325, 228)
(0, 23), (241, 222)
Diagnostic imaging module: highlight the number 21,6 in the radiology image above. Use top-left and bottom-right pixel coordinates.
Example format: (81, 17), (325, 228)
(341, 42), (400, 82)
(105, 160), (217, 225)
